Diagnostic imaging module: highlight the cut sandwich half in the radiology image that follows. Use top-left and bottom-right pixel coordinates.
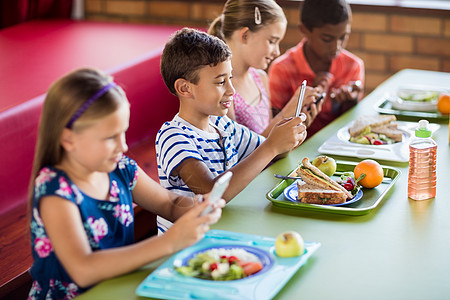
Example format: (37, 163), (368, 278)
(297, 182), (347, 205)
(348, 115), (397, 137)
(296, 157), (354, 200)
(370, 125), (403, 142)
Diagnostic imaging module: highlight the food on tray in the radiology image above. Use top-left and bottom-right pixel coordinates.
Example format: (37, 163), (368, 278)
(354, 159), (384, 188)
(275, 231), (304, 257)
(311, 155), (336, 177)
(437, 93), (450, 115)
(336, 172), (362, 195)
(297, 182), (347, 204)
(295, 158), (353, 205)
(388, 88), (443, 112)
(348, 115), (396, 136)
(397, 89), (439, 102)
(348, 115), (403, 145)
(175, 247), (263, 281)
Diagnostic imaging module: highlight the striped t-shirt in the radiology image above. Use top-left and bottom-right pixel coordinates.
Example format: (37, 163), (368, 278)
(155, 114), (265, 233)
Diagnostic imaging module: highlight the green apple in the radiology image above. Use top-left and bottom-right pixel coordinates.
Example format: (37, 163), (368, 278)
(312, 155), (337, 177)
(275, 231), (305, 257)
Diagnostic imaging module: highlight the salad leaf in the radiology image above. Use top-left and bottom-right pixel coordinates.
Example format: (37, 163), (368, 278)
(175, 250), (258, 281)
(337, 172), (362, 195)
(398, 90), (438, 102)
(176, 266), (200, 277)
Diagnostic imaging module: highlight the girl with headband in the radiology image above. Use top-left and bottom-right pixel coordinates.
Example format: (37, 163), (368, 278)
(208, 0), (322, 136)
(27, 68), (224, 299)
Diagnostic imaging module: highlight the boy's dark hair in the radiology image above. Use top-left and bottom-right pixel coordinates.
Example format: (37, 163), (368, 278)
(160, 28), (232, 95)
(300, 0), (350, 32)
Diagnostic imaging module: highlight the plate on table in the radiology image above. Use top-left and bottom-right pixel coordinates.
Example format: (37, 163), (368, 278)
(136, 230), (321, 300)
(267, 161), (400, 216)
(283, 181), (363, 207)
(317, 120), (439, 163)
(374, 86), (449, 120)
(177, 244), (274, 279)
(386, 86), (441, 112)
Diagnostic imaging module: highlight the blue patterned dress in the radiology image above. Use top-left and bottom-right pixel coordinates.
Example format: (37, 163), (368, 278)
(28, 156), (138, 300)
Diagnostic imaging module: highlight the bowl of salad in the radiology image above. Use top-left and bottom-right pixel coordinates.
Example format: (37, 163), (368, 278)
(348, 126), (401, 145)
(174, 245), (273, 281)
(388, 87), (440, 112)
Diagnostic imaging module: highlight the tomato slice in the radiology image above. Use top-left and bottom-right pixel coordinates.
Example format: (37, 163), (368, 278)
(239, 261), (263, 276)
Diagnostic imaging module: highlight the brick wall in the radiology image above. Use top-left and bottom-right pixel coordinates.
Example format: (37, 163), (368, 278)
(84, 0), (450, 94)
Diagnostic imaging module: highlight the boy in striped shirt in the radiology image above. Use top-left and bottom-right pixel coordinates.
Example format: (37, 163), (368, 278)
(156, 28), (307, 233)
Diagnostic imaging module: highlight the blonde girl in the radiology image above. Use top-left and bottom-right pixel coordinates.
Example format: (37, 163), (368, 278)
(28, 68), (223, 299)
(208, 0), (322, 136)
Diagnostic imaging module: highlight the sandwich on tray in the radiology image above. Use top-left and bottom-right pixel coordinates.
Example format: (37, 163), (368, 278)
(348, 115), (403, 144)
(296, 158), (354, 205)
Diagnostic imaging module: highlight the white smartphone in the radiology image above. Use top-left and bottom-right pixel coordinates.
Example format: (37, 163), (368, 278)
(200, 172), (233, 216)
(295, 80), (307, 117)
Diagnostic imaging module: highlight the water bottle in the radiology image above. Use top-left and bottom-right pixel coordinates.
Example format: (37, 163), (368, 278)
(408, 120), (437, 200)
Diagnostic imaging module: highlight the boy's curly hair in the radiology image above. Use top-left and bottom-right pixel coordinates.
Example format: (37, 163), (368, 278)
(160, 28), (232, 95)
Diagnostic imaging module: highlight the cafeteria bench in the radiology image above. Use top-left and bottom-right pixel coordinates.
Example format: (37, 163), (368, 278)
(0, 19), (184, 298)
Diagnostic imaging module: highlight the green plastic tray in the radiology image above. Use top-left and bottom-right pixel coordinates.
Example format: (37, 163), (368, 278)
(266, 161), (401, 216)
(374, 98), (449, 121)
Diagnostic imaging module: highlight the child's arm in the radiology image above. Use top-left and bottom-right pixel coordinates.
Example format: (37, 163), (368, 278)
(313, 71), (333, 93)
(39, 191), (222, 288)
(132, 166), (206, 222)
(283, 86), (321, 129)
(330, 80), (363, 113)
(175, 117), (307, 201)
(258, 70), (318, 136)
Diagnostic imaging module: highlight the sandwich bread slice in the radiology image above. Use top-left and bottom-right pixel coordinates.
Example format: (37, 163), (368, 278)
(296, 157), (354, 200)
(349, 115), (397, 137)
(370, 125), (403, 142)
(297, 182), (347, 205)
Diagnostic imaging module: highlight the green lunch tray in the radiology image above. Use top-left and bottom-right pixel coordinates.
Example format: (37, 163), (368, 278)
(374, 98), (449, 121)
(266, 161), (401, 216)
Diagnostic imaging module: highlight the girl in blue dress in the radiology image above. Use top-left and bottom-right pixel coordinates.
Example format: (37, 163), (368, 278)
(28, 68), (224, 299)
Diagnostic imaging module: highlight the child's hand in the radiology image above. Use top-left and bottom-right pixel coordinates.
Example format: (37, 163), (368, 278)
(313, 72), (333, 92)
(303, 92), (324, 128)
(266, 115), (307, 154)
(282, 86), (319, 118)
(198, 193), (226, 222)
(165, 196), (224, 252)
(330, 80), (362, 105)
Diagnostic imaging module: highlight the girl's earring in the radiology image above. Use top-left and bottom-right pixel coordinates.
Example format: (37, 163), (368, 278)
(254, 7), (262, 25)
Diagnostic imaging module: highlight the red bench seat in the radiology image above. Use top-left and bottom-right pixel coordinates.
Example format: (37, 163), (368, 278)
(0, 19), (183, 298)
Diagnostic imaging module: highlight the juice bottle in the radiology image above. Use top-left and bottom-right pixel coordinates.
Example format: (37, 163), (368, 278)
(408, 120), (437, 200)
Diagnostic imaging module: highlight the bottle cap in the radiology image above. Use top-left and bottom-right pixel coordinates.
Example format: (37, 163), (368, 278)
(415, 119), (431, 138)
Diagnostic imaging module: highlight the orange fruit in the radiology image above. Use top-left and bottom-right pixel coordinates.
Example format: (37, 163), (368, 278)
(354, 159), (384, 188)
(437, 93), (450, 115)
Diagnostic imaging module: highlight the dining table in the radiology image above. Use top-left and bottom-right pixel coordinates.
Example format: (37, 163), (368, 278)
(77, 69), (450, 300)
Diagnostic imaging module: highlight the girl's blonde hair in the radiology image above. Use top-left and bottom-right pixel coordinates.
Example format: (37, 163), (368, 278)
(208, 0), (286, 41)
(28, 68), (127, 206)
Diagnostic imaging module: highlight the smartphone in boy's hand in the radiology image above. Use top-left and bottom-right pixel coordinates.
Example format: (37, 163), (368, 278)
(315, 92), (326, 104)
(200, 172), (233, 216)
(307, 92), (326, 112)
